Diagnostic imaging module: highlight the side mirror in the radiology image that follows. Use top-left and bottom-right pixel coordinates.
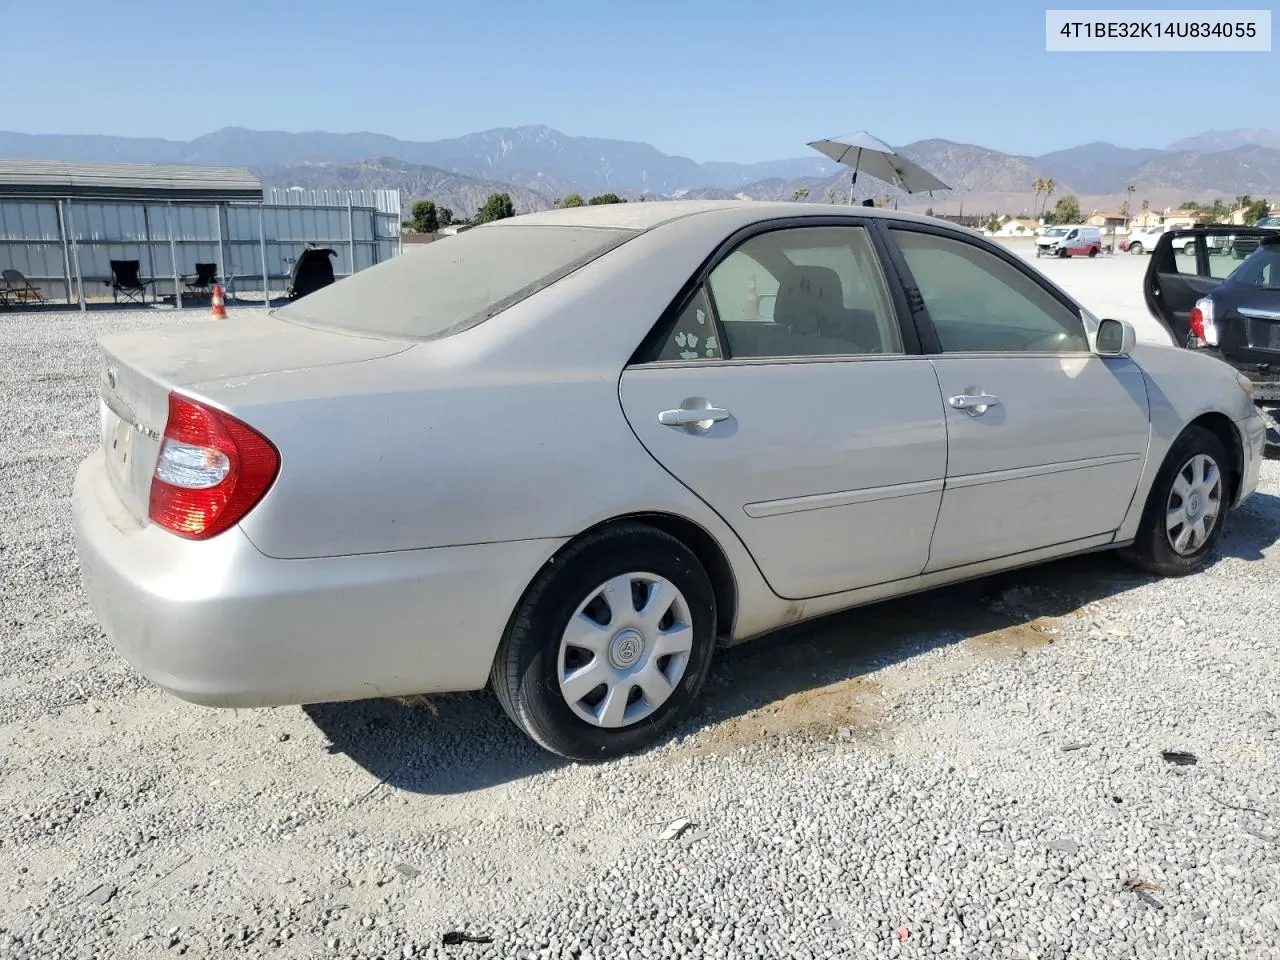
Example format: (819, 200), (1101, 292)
(1095, 318), (1136, 356)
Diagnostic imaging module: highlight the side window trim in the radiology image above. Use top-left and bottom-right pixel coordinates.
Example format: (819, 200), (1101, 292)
(882, 222), (1091, 355)
(868, 219), (939, 354)
(629, 215), (924, 366)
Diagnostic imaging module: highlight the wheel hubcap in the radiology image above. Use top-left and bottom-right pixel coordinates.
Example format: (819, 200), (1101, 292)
(1165, 453), (1222, 556)
(557, 572), (694, 729)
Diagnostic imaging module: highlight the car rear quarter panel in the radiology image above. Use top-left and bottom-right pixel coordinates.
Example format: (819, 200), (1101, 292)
(188, 219), (793, 640)
(1116, 343), (1260, 539)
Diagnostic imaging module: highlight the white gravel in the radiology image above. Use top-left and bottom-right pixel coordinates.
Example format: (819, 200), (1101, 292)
(2, 283), (1278, 960)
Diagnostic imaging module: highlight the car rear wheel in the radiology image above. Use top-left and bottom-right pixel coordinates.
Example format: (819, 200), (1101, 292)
(1119, 425), (1230, 576)
(1129, 242), (1144, 255)
(490, 523), (717, 761)
(1183, 241), (1196, 256)
(1088, 246), (1098, 258)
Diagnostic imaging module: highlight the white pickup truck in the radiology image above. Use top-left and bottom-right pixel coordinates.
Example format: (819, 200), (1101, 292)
(1123, 225), (1185, 255)
(1125, 223), (1233, 256)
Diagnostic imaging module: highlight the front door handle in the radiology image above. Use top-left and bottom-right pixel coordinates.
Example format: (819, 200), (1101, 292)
(658, 407), (731, 427)
(948, 393), (1001, 415)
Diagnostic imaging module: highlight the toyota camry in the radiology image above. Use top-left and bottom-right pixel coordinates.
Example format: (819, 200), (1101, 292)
(72, 201), (1267, 760)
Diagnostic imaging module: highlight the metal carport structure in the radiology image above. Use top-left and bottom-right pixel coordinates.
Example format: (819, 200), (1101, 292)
(0, 160), (400, 310)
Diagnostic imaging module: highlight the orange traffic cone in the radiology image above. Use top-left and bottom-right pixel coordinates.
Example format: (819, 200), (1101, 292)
(210, 284), (227, 319)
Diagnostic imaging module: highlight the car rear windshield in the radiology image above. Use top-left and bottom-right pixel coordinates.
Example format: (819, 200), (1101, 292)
(274, 224), (636, 340)
(1231, 243), (1280, 289)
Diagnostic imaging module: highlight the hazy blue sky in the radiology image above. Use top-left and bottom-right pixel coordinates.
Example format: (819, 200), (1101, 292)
(2, 0), (1274, 161)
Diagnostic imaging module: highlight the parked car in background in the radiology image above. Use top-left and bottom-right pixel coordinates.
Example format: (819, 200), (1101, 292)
(1122, 224), (1168, 255)
(1035, 224), (1102, 258)
(1145, 226), (1280, 451)
(72, 201), (1266, 760)
(1125, 224), (1230, 257)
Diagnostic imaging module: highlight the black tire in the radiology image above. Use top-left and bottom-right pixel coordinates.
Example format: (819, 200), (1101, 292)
(1088, 246), (1098, 258)
(1119, 425), (1232, 576)
(1058, 247), (1069, 258)
(490, 523), (717, 761)
(1183, 242), (1196, 257)
(1130, 242), (1144, 255)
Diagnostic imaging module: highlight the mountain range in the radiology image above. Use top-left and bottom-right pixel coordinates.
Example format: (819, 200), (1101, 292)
(2, 126), (1277, 219)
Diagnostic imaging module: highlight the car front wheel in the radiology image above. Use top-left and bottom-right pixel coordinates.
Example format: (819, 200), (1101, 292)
(491, 523), (717, 760)
(1120, 425), (1231, 576)
(1129, 242), (1144, 255)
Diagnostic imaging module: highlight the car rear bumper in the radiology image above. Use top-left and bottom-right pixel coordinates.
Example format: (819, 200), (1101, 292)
(72, 452), (563, 708)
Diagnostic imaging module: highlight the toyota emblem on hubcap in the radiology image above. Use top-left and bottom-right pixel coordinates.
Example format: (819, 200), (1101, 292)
(609, 628), (644, 669)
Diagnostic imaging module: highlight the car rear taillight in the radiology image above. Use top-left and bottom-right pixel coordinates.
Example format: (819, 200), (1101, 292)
(148, 393), (280, 540)
(1189, 298), (1219, 346)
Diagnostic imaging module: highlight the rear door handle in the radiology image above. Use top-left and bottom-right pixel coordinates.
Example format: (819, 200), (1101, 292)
(948, 393), (1001, 414)
(658, 407), (731, 426)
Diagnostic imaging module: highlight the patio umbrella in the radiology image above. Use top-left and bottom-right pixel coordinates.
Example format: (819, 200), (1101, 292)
(807, 131), (950, 203)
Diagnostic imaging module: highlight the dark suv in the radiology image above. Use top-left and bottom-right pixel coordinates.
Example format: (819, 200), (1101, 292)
(1145, 226), (1280, 451)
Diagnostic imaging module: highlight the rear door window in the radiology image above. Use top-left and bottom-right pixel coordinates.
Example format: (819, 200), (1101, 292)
(707, 225), (904, 358)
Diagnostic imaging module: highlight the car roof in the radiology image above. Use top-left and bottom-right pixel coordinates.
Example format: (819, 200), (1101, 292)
(490, 199), (964, 236)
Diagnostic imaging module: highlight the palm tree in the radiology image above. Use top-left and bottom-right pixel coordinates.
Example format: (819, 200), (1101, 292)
(793, 187), (810, 202)
(1125, 184), (1136, 225)
(1032, 178), (1045, 220)
(1042, 179), (1057, 219)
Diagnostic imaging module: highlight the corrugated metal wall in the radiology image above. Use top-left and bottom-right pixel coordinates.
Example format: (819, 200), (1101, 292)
(266, 187), (401, 217)
(0, 191), (401, 305)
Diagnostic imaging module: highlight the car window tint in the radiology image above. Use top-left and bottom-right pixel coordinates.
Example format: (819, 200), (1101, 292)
(654, 287), (722, 361)
(707, 226), (902, 359)
(1230, 246), (1280, 289)
(891, 229), (1089, 353)
(1209, 244), (1240, 279)
(707, 248), (779, 324)
(1160, 235), (1238, 279)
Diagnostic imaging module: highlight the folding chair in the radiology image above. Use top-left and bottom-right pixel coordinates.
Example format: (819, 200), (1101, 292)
(108, 260), (157, 304)
(184, 262), (219, 298)
(1, 268), (48, 307)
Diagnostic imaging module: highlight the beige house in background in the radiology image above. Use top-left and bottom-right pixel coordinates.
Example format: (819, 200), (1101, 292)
(995, 216), (1039, 236)
(1086, 212), (1128, 230)
(1162, 209), (1200, 229)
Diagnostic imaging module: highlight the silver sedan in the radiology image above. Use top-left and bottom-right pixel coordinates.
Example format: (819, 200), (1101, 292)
(72, 201), (1267, 759)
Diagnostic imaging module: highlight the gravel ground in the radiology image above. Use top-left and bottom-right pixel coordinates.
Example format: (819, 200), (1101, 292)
(2, 274), (1279, 960)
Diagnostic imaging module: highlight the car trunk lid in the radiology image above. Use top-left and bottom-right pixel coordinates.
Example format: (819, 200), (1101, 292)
(96, 315), (409, 525)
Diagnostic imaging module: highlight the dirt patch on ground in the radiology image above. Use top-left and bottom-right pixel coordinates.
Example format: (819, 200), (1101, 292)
(964, 618), (1059, 659)
(682, 675), (888, 755)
